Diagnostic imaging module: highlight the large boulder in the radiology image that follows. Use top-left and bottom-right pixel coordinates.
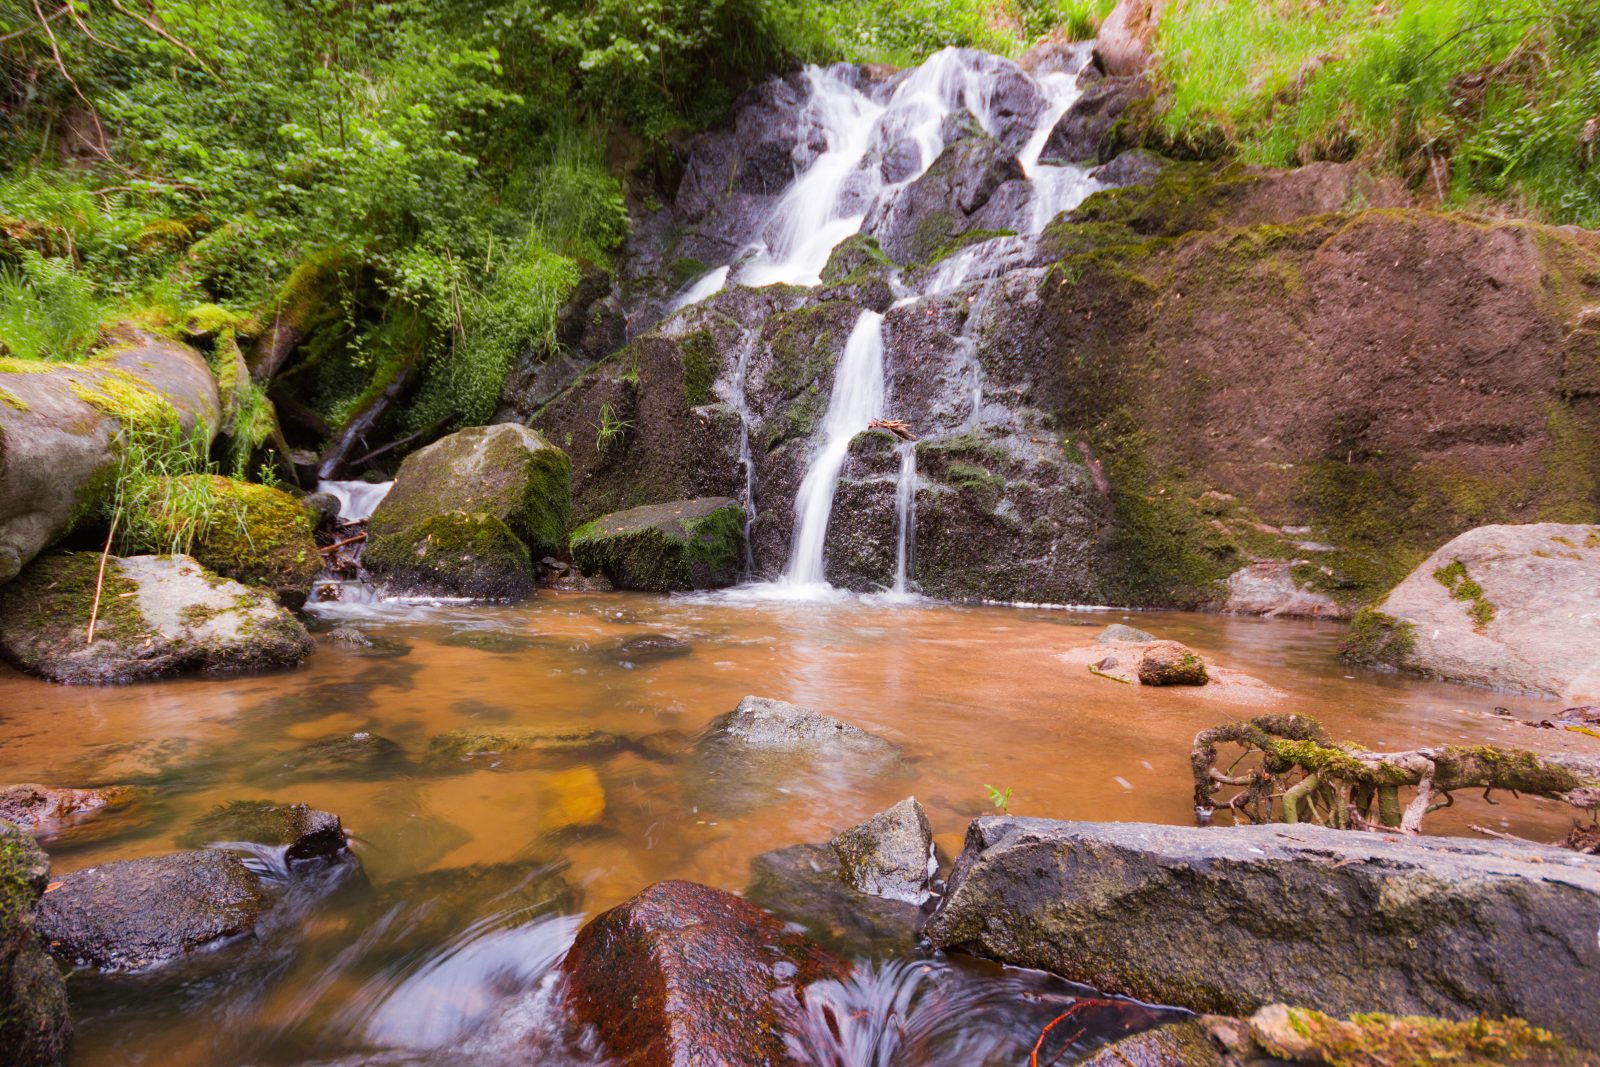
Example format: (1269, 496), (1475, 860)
(745, 843), (925, 955)
(569, 497), (745, 592)
(178, 475), (321, 608)
(0, 552), (313, 685)
(1224, 561), (1347, 619)
(367, 423), (570, 564)
(0, 822), (70, 1065)
(0, 327), (221, 586)
(1038, 75), (1149, 165)
(866, 135), (1029, 265)
(926, 818), (1600, 1050)
(686, 696), (911, 815)
(35, 849), (269, 971)
(561, 880), (847, 1065)
(363, 510), (534, 599)
(1352, 524), (1600, 703)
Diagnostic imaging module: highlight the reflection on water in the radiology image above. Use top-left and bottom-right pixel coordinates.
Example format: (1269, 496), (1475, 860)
(0, 591), (1577, 1065)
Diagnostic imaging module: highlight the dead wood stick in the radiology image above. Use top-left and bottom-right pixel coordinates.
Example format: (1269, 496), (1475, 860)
(319, 531), (367, 553)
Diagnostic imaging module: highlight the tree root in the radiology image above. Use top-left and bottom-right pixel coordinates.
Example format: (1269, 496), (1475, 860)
(1192, 714), (1600, 836)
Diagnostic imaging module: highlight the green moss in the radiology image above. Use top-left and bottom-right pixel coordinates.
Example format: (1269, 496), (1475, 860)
(184, 303), (261, 341)
(925, 228), (1019, 267)
(680, 330), (718, 407)
(71, 368), (180, 431)
(7, 552), (148, 648)
(570, 498), (745, 592)
(364, 510), (534, 598)
(176, 475), (320, 602)
(1260, 1006), (1570, 1067)
(1432, 558), (1495, 633)
(666, 257), (711, 291)
(265, 247), (355, 335)
(820, 234), (892, 284)
(1340, 606), (1417, 666)
(131, 218), (193, 255)
(0, 358), (53, 374)
(0, 386), (27, 411)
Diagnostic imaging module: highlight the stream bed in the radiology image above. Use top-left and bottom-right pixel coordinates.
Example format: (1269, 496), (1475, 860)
(0, 591), (1577, 1065)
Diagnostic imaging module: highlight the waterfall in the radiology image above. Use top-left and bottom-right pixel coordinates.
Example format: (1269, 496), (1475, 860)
(726, 331), (761, 575)
(890, 442), (917, 597)
(666, 47), (1109, 599)
(784, 310), (886, 587)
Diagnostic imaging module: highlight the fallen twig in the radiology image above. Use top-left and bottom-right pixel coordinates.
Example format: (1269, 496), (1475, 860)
(87, 512), (119, 645)
(319, 531), (367, 553)
(869, 418), (917, 441)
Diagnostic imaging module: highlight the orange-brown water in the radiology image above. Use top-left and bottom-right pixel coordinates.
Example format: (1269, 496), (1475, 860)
(0, 592), (1582, 1064)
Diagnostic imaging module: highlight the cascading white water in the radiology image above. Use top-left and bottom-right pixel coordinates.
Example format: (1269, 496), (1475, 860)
(724, 331), (761, 575)
(317, 479), (394, 522)
(890, 442), (917, 596)
(672, 47), (1109, 598)
(784, 310), (886, 587)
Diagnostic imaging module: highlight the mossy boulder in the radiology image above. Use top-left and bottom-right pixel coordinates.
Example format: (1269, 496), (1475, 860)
(0, 821), (70, 1065)
(569, 497), (745, 592)
(369, 423), (570, 560)
(0, 552), (313, 685)
(425, 726), (629, 770)
(1135, 640), (1208, 686)
(0, 327), (220, 587)
(176, 475), (320, 608)
(177, 801), (347, 864)
(364, 510), (534, 599)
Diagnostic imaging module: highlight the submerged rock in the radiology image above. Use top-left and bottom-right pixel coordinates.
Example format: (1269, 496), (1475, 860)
(562, 880), (847, 1066)
(0, 783), (136, 839)
(1093, 622), (1155, 644)
(177, 801), (347, 863)
(0, 821), (71, 1065)
(248, 732), (409, 784)
(830, 797), (934, 904)
(179, 475), (322, 608)
(0, 552), (313, 685)
(687, 696), (912, 815)
(364, 510), (534, 599)
(1350, 523), (1600, 703)
(570, 497), (745, 592)
(610, 633), (693, 664)
(1135, 640), (1208, 686)
(368, 861), (577, 955)
(36, 849), (269, 971)
(425, 727), (628, 769)
(745, 843), (925, 956)
(368, 423), (570, 560)
(926, 818), (1600, 1050)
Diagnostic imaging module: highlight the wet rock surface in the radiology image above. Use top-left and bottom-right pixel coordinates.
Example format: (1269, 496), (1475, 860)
(1135, 640), (1208, 686)
(1360, 523), (1600, 702)
(570, 497), (746, 592)
(177, 801), (347, 863)
(562, 880), (847, 1066)
(1094, 622), (1155, 644)
(0, 783), (136, 839)
(1079, 1021), (1223, 1067)
(36, 849), (269, 971)
(425, 727), (628, 769)
(744, 843), (925, 956)
(686, 696), (912, 815)
(0, 821), (71, 1065)
(830, 797), (935, 904)
(247, 732), (409, 784)
(1038, 75), (1148, 165)
(927, 818), (1600, 1049)
(0, 552), (313, 685)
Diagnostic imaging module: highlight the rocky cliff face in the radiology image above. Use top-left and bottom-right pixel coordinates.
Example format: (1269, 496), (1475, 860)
(509, 44), (1600, 608)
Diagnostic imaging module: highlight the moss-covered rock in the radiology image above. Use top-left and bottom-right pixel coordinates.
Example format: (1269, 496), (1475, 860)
(570, 496), (745, 592)
(364, 510), (534, 600)
(1136, 640), (1208, 686)
(0, 552), (312, 685)
(176, 475), (320, 608)
(369, 423), (570, 559)
(0, 821), (70, 1065)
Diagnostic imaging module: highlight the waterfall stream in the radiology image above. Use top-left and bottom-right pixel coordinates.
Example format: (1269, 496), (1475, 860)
(673, 46), (1103, 597)
(784, 310), (887, 588)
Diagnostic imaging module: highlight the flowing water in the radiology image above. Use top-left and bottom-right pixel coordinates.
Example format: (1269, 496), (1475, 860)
(0, 592), (1581, 1065)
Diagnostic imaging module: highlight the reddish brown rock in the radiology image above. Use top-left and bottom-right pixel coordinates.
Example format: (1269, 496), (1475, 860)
(562, 880), (848, 1066)
(1136, 641), (1209, 686)
(0, 783), (135, 837)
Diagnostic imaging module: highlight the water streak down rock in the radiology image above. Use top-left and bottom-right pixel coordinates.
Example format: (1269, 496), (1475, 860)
(926, 818), (1600, 1050)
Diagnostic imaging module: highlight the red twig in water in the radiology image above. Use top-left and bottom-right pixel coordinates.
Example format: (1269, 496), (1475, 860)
(87, 511), (118, 645)
(318, 531), (367, 553)
(1030, 999), (1113, 1067)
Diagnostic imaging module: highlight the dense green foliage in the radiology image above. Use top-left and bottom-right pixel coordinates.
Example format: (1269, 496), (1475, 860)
(1152, 0), (1600, 225)
(0, 0), (1070, 453)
